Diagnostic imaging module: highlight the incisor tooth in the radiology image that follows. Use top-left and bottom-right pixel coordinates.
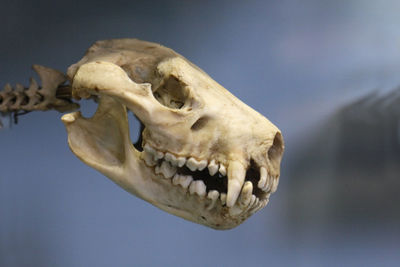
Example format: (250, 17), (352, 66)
(258, 167), (267, 189)
(226, 161), (246, 207)
(208, 159), (219, 176)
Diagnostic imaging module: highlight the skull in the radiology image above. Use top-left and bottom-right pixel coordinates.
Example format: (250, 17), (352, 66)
(61, 39), (284, 229)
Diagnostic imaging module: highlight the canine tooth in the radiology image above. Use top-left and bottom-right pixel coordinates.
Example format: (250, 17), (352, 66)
(220, 193), (227, 205)
(226, 161), (246, 207)
(208, 159), (219, 176)
(257, 167), (267, 189)
(177, 157), (186, 167)
(207, 190), (219, 210)
(238, 181), (253, 207)
(160, 161), (176, 178)
(179, 175), (193, 189)
(165, 152), (178, 166)
(186, 157), (201, 171)
(219, 164), (226, 176)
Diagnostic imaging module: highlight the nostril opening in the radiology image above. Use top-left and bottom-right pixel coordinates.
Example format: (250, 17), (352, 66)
(268, 132), (284, 163)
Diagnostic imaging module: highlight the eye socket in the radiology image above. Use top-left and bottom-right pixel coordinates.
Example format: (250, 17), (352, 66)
(191, 116), (209, 131)
(153, 76), (187, 109)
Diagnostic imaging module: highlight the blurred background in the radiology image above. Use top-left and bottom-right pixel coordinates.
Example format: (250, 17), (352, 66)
(1, 0), (400, 266)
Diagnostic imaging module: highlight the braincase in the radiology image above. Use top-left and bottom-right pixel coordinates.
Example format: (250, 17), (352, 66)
(67, 39), (181, 85)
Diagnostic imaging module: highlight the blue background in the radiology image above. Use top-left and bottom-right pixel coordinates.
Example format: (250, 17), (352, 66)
(1, 0), (400, 266)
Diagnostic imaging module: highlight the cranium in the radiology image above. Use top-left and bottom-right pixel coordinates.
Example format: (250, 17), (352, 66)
(61, 39), (284, 229)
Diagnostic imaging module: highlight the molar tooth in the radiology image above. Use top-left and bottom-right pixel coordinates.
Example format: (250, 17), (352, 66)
(226, 161), (246, 207)
(144, 144), (156, 156)
(207, 190), (220, 210)
(219, 164), (226, 176)
(186, 157), (200, 171)
(160, 161), (176, 178)
(155, 165), (162, 175)
(179, 175), (193, 189)
(257, 167), (267, 189)
(142, 151), (157, 166)
(165, 152), (178, 166)
(189, 181), (197, 195)
(177, 157), (186, 167)
(220, 193), (227, 205)
(208, 159), (219, 176)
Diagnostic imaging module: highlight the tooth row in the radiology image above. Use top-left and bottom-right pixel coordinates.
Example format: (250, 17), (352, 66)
(142, 143), (228, 176)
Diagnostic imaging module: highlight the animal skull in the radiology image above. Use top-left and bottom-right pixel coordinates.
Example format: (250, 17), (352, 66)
(61, 39), (284, 229)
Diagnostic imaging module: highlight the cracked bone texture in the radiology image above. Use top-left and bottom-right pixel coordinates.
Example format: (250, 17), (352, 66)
(62, 39), (284, 229)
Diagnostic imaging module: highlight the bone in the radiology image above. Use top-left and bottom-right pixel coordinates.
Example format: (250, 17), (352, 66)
(206, 190), (220, 210)
(208, 159), (219, 176)
(189, 180), (206, 197)
(257, 167), (267, 189)
(226, 161), (246, 207)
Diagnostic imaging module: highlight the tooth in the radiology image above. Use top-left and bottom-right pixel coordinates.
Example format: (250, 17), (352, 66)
(271, 176), (279, 193)
(195, 180), (206, 197)
(247, 195), (256, 211)
(208, 159), (219, 176)
(144, 144), (156, 156)
(226, 161), (246, 207)
(229, 205), (243, 216)
(238, 181), (253, 207)
(179, 175), (193, 189)
(155, 151), (164, 160)
(155, 165), (162, 175)
(189, 181), (197, 195)
(198, 159), (208, 171)
(165, 152), (178, 166)
(177, 157), (186, 167)
(160, 161), (176, 178)
(142, 151), (157, 166)
(207, 190), (219, 210)
(172, 174), (180, 185)
(186, 157), (200, 171)
(219, 164), (226, 176)
(262, 174), (272, 192)
(220, 193), (227, 205)
(258, 167), (267, 189)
